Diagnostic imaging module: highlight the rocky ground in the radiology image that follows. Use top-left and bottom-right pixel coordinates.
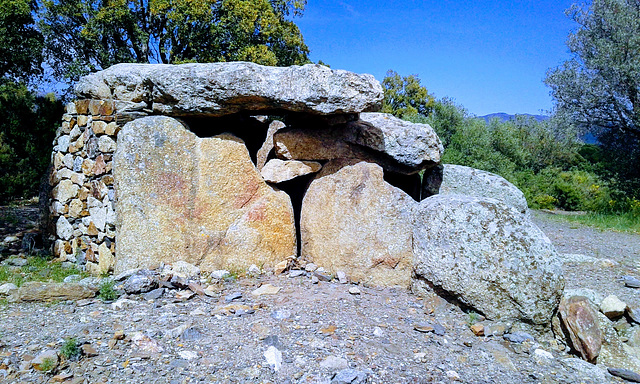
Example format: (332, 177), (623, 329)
(0, 208), (639, 384)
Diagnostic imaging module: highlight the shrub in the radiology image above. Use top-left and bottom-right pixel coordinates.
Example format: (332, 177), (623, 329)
(98, 280), (118, 302)
(60, 338), (81, 360)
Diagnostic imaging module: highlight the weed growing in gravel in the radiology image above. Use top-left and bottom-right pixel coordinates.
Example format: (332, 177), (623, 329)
(466, 312), (481, 326)
(60, 338), (81, 361)
(98, 280), (119, 301)
(38, 357), (56, 373)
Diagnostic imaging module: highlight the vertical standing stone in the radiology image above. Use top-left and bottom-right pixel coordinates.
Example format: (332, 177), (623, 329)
(300, 160), (415, 287)
(114, 116), (296, 273)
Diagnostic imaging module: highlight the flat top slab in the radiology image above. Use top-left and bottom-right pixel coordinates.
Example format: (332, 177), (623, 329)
(75, 62), (383, 117)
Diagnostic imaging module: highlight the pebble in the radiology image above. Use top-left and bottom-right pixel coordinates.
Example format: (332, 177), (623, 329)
(331, 368), (368, 384)
(123, 274), (157, 294)
(600, 294), (627, 318)
(445, 370), (461, 381)
(621, 276), (640, 288)
(503, 332), (535, 344)
(311, 276), (319, 284)
(247, 264), (261, 275)
(289, 270), (306, 278)
(251, 284), (281, 296)
(305, 263), (317, 272)
(348, 287), (361, 295)
(178, 350), (199, 360)
(271, 309), (291, 320)
(336, 271), (348, 284)
(143, 288), (164, 300)
(320, 355), (349, 370)
(373, 327), (384, 337)
(608, 367), (640, 382)
(470, 324), (484, 336)
(225, 292), (242, 302)
(63, 274), (82, 283)
(210, 270), (230, 280)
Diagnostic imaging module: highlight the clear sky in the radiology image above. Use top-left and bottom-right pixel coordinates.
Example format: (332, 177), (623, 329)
(295, 1), (578, 116)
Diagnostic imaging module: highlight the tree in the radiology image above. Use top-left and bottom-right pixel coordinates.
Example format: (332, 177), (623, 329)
(39, 0), (310, 83)
(545, 0), (640, 140)
(0, 0), (43, 82)
(0, 82), (63, 203)
(381, 70), (435, 118)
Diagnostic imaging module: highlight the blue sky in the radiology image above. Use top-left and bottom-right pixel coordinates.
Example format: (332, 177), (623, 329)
(295, 1), (578, 116)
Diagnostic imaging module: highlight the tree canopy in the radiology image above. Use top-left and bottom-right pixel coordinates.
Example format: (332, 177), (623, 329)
(39, 0), (310, 82)
(545, 0), (640, 140)
(0, 0), (43, 82)
(381, 70), (435, 118)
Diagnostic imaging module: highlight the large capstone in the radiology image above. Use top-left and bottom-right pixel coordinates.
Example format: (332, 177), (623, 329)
(301, 160), (414, 287)
(75, 62), (383, 117)
(438, 164), (529, 214)
(113, 116), (296, 273)
(412, 194), (564, 325)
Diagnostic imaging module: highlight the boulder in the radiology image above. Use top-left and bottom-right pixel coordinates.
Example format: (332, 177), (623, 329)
(274, 114), (443, 174)
(557, 296), (602, 363)
(343, 112), (443, 171)
(114, 116), (296, 273)
(301, 160), (414, 287)
(438, 164), (528, 214)
(75, 62), (383, 116)
(8, 282), (97, 302)
(412, 194), (564, 325)
(261, 159), (322, 183)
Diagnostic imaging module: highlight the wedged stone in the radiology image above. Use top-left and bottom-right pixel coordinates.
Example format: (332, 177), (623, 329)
(114, 116), (296, 273)
(301, 160), (414, 287)
(97, 242), (114, 275)
(275, 115), (442, 174)
(257, 120), (285, 170)
(438, 164), (529, 214)
(8, 282), (97, 302)
(261, 159), (322, 183)
(75, 62), (383, 117)
(343, 112), (443, 171)
(412, 194), (564, 325)
(557, 296), (602, 363)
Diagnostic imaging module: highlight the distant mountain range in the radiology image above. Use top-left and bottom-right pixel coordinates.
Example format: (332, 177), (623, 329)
(479, 113), (549, 123)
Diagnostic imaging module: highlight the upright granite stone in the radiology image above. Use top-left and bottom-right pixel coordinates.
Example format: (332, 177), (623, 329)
(439, 164), (529, 214)
(75, 62), (384, 116)
(301, 160), (414, 287)
(412, 194), (564, 325)
(557, 295), (602, 363)
(114, 116), (296, 273)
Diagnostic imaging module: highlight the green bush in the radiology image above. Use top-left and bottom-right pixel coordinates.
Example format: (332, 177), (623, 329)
(60, 338), (81, 360)
(98, 280), (119, 302)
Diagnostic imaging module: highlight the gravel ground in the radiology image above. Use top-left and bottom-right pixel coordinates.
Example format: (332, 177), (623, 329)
(0, 210), (639, 384)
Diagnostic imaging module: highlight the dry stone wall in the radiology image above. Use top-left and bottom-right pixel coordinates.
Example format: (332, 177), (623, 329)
(50, 99), (121, 275)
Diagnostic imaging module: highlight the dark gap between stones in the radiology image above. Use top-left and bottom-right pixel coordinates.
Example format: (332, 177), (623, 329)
(383, 171), (422, 202)
(270, 173), (316, 258)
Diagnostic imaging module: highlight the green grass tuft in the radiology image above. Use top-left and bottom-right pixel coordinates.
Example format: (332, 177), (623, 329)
(0, 257), (88, 287)
(60, 338), (81, 360)
(97, 280), (119, 302)
(560, 211), (640, 234)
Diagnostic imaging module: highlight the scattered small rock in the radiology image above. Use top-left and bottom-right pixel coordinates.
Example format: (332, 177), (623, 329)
(503, 332), (534, 344)
(608, 367), (640, 382)
(320, 355), (349, 370)
(348, 287), (361, 295)
(289, 270), (306, 278)
(143, 288), (164, 301)
(601, 294), (627, 319)
(264, 346), (283, 372)
(331, 368), (368, 384)
(470, 324), (484, 336)
(210, 270), (230, 280)
(123, 274), (157, 294)
(178, 350), (199, 360)
(81, 343), (98, 357)
(225, 292), (242, 302)
(0, 283), (17, 295)
(251, 284), (281, 296)
(336, 271), (348, 284)
(621, 276), (640, 288)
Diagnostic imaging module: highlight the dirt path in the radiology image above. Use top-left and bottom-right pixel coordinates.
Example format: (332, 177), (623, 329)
(0, 210), (638, 383)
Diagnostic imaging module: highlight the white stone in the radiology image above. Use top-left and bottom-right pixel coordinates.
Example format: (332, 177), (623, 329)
(178, 351), (199, 360)
(263, 346), (282, 372)
(210, 270), (230, 280)
(601, 295), (627, 318)
(56, 135), (70, 152)
(98, 135), (117, 152)
(0, 283), (18, 295)
(56, 216), (74, 241)
(89, 206), (107, 231)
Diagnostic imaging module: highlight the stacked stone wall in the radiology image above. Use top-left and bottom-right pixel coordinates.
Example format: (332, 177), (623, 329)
(50, 99), (121, 275)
